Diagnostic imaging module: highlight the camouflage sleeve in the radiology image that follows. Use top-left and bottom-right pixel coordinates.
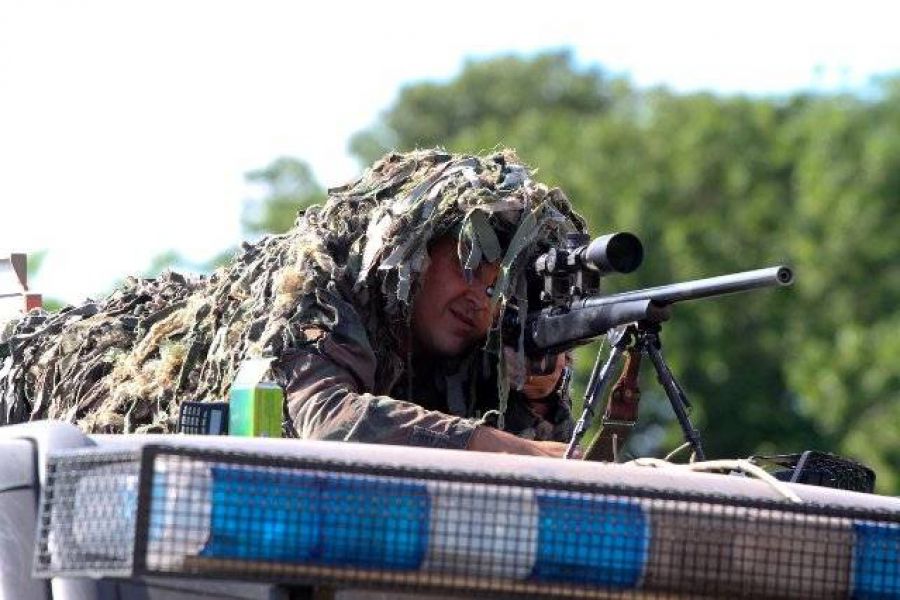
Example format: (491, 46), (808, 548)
(276, 332), (478, 450)
(538, 389), (576, 442)
(502, 389), (575, 443)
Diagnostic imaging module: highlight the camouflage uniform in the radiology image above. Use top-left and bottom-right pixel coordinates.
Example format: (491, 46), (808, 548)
(274, 149), (585, 449)
(0, 148), (586, 440)
(275, 290), (575, 449)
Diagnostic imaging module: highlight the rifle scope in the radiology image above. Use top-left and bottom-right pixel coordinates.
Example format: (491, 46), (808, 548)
(533, 232), (643, 278)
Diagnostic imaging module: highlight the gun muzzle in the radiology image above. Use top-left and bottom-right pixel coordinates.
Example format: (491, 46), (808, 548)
(775, 266), (794, 285)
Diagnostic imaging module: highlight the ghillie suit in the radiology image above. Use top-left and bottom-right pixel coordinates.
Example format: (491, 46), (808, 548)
(0, 149), (586, 438)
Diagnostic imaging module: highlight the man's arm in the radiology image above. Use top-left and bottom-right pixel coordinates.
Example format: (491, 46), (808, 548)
(277, 333), (478, 449)
(466, 426), (574, 456)
(276, 332), (571, 456)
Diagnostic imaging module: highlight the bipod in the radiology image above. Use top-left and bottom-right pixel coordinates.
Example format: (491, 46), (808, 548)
(566, 319), (706, 461)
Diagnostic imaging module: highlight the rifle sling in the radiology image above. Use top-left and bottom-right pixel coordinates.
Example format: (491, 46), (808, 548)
(583, 348), (642, 462)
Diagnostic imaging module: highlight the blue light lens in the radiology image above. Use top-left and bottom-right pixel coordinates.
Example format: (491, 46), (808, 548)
(531, 493), (648, 587)
(200, 466), (429, 570)
(853, 521), (900, 599)
(203, 467), (320, 561)
(320, 476), (429, 569)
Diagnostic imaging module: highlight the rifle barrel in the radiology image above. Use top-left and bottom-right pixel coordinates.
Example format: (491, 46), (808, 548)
(577, 266), (793, 309)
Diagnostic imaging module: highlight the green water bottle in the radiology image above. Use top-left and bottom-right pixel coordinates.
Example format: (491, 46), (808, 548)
(228, 357), (284, 438)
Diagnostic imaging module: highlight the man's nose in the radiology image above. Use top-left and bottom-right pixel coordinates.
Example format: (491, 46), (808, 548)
(464, 278), (492, 310)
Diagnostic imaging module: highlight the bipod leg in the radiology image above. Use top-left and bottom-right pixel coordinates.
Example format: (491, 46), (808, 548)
(565, 327), (634, 459)
(638, 322), (706, 461)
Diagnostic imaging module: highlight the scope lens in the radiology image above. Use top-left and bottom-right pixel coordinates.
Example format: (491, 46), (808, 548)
(585, 232), (643, 274)
(607, 233), (643, 273)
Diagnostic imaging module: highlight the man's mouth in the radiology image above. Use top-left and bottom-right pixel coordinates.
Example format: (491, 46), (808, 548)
(449, 308), (478, 330)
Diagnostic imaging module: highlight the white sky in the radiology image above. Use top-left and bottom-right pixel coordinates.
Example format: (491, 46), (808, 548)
(1, 0), (898, 303)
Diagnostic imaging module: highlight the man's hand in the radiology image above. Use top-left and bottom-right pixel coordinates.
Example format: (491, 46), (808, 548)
(466, 426), (579, 458)
(504, 348), (567, 418)
(521, 352), (566, 398)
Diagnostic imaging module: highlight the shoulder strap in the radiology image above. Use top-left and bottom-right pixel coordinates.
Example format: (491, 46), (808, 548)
(583, 347), (642, 462)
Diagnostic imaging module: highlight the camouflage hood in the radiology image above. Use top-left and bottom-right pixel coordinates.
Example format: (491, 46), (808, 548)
(0, 148), (585, 433)
(294, 149), (586, 425)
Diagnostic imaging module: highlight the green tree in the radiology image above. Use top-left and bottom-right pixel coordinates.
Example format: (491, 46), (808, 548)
(351, 50), (622, 165)
(780, 87), (900, 491)
(242, 157), (324, 234)
(351, 51), (900, 492)
(143, 156), (324, 279)
(24, 250), (64, 312)
(142, 249), (235, 278)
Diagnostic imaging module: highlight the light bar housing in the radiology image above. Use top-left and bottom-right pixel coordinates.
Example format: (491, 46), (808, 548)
(35, 443), (900, 599)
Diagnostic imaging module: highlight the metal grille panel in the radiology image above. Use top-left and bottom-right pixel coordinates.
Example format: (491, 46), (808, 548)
(35, 445), (900, 598)
(34, 449), (141, 577)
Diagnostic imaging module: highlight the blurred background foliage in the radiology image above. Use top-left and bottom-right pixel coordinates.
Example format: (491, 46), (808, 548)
(161, 50), (900, 492)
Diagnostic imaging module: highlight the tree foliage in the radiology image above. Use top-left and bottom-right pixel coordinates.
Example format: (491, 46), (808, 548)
(347, 51), (900, 492)
(142, 156), (324, 278)
(242, 157), (324, 235)
(22, 250), (63, 312)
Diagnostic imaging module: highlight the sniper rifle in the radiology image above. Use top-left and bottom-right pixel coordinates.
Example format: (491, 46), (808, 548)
(500, 232), (794, 461)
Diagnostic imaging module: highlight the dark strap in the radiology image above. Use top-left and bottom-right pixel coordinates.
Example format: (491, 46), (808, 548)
(583, 348), (642, 462)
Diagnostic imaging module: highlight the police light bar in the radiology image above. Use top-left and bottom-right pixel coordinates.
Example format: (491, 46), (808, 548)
(35, 442), (900, 599)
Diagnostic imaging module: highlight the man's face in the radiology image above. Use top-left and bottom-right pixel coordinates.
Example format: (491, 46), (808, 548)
(411, 235), (501, 358)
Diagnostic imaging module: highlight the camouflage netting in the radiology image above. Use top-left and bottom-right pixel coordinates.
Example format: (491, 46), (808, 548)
(0, 149), (585, 433)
